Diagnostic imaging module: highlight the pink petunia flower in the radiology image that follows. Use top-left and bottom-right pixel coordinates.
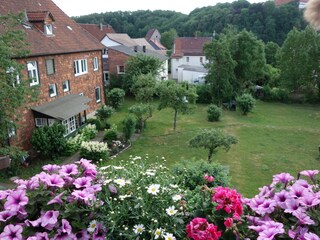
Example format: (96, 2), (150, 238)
(0, 210), (16, 222)
(44, 174), (65, 188)
(73, 177), (92, 189)
(61, 219), (72, 234)
(42, 164), (61, 173)
(41, 210), (59, 230)
(75, 230), (91, 240)
(272, 172), (294, 185)
(59, 164), (78, 176)
(304, 232), (320, 240)
(92, 223), (107, 240)
(47, 192), (64, 205)
(300, 170), (319, 181)
(4, 189), (28, 212)
(0, 224), (23, 240)
(249, 220), (284, 240)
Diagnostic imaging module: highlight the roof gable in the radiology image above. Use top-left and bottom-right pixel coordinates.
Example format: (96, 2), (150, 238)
(105, 33), (137, 46)
(172, 37), (211, 58)
(0, 0), (105, 57)
(79, 23), (115, 41)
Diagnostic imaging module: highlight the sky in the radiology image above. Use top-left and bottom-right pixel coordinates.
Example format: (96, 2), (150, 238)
(52, 0), (267, 17)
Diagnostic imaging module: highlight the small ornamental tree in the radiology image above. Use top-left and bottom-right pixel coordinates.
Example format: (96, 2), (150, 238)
(122, 115), (137, 141)
(107, 88), (125, 109)
(236, 93), (256, 115)
(95, 105), (114, 129)
(128, 103), (153, 132)
(207, 104), (222, 122)
(131, 73), (157, 102)
(157, 81), (198, 130)
(189, 128), (237, 163)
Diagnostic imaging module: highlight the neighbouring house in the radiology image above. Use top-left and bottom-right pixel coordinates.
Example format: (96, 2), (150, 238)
(171, 37), (211, 83)
(274, 0), (308, 8)
(107, 45), (168, 80)
(79, 23), (115, 41)
(0, 0), (106, 150)
(145, 28), (167, 53)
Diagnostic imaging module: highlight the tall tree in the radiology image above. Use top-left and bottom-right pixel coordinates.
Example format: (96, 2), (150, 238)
(161, 28), (178, 50)
(157, 81), (197, 130)
(0, 13), (36, 146)
(277, 27), (320, 96)
(204, 39), (236, 105)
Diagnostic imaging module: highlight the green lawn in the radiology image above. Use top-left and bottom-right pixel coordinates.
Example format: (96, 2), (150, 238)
(110, 99), (320, 197)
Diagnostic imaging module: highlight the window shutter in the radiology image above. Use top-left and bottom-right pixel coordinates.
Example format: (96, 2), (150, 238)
(55, 83), (58, 96)
(68, 80), (71, 91)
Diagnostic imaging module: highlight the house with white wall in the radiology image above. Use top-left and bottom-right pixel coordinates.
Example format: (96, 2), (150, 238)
(171, 37), (211, 83)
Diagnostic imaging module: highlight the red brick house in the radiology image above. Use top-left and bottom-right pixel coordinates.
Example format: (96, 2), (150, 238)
(0, 0), (106, 150)
(79, 23), (115, 41)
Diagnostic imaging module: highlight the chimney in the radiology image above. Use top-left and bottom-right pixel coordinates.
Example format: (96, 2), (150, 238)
(142, 45), (146, 53)
(99, 23), (103, 31)
(134, 46), (138, 52)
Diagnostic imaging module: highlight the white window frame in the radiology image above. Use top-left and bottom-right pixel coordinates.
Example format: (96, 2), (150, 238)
(44, 24), (53, 35)
(27, 61), (39, 86)
(117, 65), (125, 74)
(49, 84), (57, 97)
(93, 57), (99, 71)
(74, 59), (88, 76)
(62, 80), (70, 92)
(48, 119), (56, 126)
(63, 116), (77, 136)
(95, 87), (101, 103)
(35, 118), (47, 127)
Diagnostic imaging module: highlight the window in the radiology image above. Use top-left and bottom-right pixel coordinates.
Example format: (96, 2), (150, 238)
(35, 118), (47, 127)
(44, 24), (53, 35)
(95, 87), (101, 103)
(74, 59), (88, 76)
(79, 92), (84, 96)
(63, 116), (77, 135)
(48, 119), (56, 126)
(49, 84), (57, 97)
(93, 57), (99, 71)
(27, 61), (39, 86)
(62, 80), (70, 92)
(46, 59), (55, 75)
(186, 57), (189, 63)
(200, 57), (203, 63)
(117, 65), (125, 74)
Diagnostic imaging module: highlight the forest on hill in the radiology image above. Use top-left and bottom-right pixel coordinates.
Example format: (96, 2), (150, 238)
(73, 0), (307, 45)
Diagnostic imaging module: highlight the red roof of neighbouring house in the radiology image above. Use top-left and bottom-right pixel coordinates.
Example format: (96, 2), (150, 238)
(172, 37), (211, 58)
(80, 23), (115, 41)
(0, 0), (105, 57)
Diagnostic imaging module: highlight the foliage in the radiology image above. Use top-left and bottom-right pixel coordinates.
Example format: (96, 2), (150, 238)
(157, 81), (198, 130)
(236, 93), (256, 115)
(30, 123), (66, 160)
(244, 170), (320, 239)
(171, 160), (230, 191)
(160, 28), (178, 49)
(107, 88), (125, 109)
(131, 73), (157, 102)
(207, 104), (222, 122)
(123, 54), (162, 93)
(104, 124), (118, 145)
(0, 146), (26, 176)
(265, 41), (280, 67)
(0, 160), (106, 239)
(277, 27), (320, 98)
(0, 13), (37, 146)
(128, 103), (153, 132)
(189, 128), (237, 163)
(195, 84), (212, 104)
(86, 117), (105, 131)
(262, 86), (290, 103)
(80, 141), (109, 162)
(95, 105), (114, 130)
(79, 124), (97, 140)
(122, 115), (136, 141)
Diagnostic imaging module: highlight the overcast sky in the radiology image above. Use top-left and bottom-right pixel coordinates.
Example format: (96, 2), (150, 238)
(52, 0), (267, 17)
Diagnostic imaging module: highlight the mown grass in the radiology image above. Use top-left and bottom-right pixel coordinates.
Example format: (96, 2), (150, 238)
(110, 98), (320, 197)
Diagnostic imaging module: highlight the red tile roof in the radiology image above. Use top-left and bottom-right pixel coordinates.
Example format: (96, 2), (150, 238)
(145, 28), (157, 41)
(27, 11), (54, 22)
(79, 23), (115, 41)
(172, 37), (212, 58)
(0, 0), (105, 57)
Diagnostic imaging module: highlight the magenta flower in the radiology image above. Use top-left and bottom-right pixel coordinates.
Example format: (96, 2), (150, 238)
(34, 232), (49, 240)
(299, 192), (320, 207)
(292, 209), (315, 225)
(73, 177), (92, 189)
(204, 174), (214, 183)
(247, 196), (276, 216)
(284, 198), (301, 215)
(92, 223), (107, 240)
(300, 170), (319, 181)
(224, 218), (233, 228)
(289, 182), (308, 199)
(54, 233), (77, 240)
(72, 189), (91, 203)
(44, 174), (65, 188)
(42, 164), (61, 173)
(47, 192), (64, 205)
(249, 221), (284, 240)
(0, 189), (11, 200)
(0, 210), (15, 222)
(304, 232), (320, 240)
(274, 190), (292, 209)
(0, 224), (23, 240)
(59, 164), (78, 176)
(61, 219), (72, 234)
(41, 210), (59, 230)
(272, 172), (294, 185)
(75, 230), (91, 240)
(257, 186), (274, 198)
(288, 226), (308, 239)
(4, 189), (28, 212)
(186, 217), (222, 240)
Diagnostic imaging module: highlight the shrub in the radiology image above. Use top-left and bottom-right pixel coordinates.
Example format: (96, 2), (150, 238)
(236, 93), (256, 115)
(122, 115), (136, 141)
(107, 88), (125, 109)
(0, 146), (26, 176)
(196, 84), (212, 104)
(104, 125), (118, 145)
(95, 105), (114, 129)
(87, 118), (104, 131)
(80, 123), (97, 140)
(207, 104), (222, 122)
(30, 123), (66, 160)
(128, 103), (153, 132)
(80, 141), (109, 162)
(171, 159), (230, 190)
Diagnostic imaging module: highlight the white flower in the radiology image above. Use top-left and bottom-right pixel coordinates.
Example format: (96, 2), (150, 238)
(172, 194), (182, 202)
(147, 184), (160, 195)
(87, 220), (97, 233)
(163, 233), (176, 240)
(169, 184), (179, 189)
(154, 228), (162, 239)
(133, 224), (145, 235)
(166, 206), (178, 216)
(113, 166), (124, 170)
(114, 178), (126, 187)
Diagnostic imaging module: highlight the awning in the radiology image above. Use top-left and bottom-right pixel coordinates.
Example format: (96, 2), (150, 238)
(31, 94), (91, 120)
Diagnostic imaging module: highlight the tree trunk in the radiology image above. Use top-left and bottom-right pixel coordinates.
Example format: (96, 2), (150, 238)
(208, 149), (213, 163)
(173, 110), (178, 130)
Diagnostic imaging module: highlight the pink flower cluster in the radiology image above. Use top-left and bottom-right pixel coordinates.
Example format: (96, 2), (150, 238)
(186, 217), (222, 240)
(204, 174), (214, 183)
(212, 186), (243, 220)
(0, 159), (106, 239)
(244, 170), (320, 240)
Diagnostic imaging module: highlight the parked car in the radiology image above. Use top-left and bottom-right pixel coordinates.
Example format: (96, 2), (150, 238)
(193, 74), (207, 84)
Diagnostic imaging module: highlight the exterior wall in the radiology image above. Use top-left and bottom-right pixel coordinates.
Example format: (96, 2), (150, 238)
(10, 50), (105, 150)
(107, 49), (130, 76)
(177, 68), (207, 83)
(171, 55), (206, 79)
(158, 60), (168, 80)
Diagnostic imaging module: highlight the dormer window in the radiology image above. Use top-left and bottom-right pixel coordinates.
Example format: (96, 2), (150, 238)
(44, 24), (53, 35)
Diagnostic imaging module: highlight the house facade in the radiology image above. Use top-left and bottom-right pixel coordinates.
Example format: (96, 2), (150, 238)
(1, 0), (106, 150)
(171, 37), (211, 83)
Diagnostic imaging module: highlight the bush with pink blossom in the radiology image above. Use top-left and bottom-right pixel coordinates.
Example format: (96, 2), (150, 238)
(0, 159), (106, 239)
